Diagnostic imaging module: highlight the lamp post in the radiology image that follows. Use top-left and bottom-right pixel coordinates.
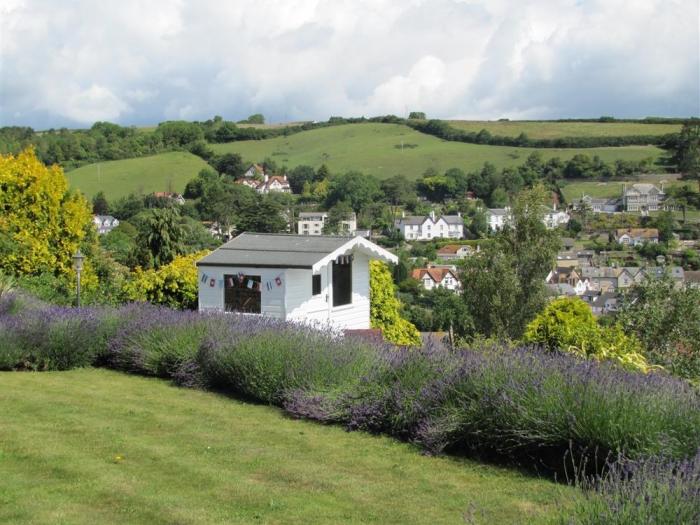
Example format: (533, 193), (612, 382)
(73, 249), (85, 307)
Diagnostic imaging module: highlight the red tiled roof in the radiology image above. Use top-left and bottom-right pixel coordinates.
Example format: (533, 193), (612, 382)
(615, 228), (659, 238)
(411, 267), (455, 283)
(437, 244), (461, 255)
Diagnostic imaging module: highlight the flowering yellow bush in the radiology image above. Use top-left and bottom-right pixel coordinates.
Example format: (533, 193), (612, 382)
(122, 251), (209, 309)
(370, 260), (421, 346)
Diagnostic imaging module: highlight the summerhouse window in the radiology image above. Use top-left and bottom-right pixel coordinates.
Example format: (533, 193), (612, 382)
(312, 274), (322, 296)
(224, 274), (261, 313)
(332, 255), (353, 306)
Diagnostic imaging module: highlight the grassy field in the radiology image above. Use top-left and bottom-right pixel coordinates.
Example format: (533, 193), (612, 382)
(0, 369), (572, 525)
(210, 123), (665, 180)
(446, 121), (682, 139)
(559, 174), (687, 202)
(66, 152), (209, 199)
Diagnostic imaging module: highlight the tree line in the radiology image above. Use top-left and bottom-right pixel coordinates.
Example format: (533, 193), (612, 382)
(2, 115), (693, 173)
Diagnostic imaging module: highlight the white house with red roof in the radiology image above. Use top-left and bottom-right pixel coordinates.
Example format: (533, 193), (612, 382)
(411, 266), (461, 292)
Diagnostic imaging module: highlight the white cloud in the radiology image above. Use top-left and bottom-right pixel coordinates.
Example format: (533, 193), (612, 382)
(0, 0), (697, 128)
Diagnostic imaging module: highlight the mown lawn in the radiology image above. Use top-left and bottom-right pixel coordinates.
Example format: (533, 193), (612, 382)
(0, 369), (574, 525)
(210, 123), (664, 180)
(446, 121), (681, 139)
(65, 151), (209, 199)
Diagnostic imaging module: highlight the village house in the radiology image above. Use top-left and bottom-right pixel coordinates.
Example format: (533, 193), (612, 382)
(297, 211), (357, 236)
(152, 192), (186, 205)
(235, 170), (292, 194)
(590, 292), (619, 316)
(574, 195), (621, 213)
(242, 163), (265, 179)
(556, 252), (579, 268)
(196, 233), (397, 330)
(436, 244), (476, 260)
(256, 174), (291, 194)
(614, 228), (659, 246)
(93, 215), (119, 235)
(546, 267), (590, 295)
(411, 266), (461, 292)
(487, 205), (567, 231)
(622, 183), (665, 213)
(543, 206), (570, 228)
(486, 208), (510, 231)
(394, 211), (464, 240)
(580, 265), (684, 292)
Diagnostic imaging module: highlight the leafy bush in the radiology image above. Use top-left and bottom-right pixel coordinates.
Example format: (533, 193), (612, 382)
(369, 260), (421, 346)
(524, 297), (650, 372)
(121, 250), (209, 309)
(616, 276), (700, 381)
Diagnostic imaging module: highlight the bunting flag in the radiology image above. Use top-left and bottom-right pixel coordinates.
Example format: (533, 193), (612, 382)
(226, 277), (234, 287)
(201, 273), (207, 283)
(275, 276), (282, 287)
(266, 281), (272, 291)
(247, 279), (254, 289)
(218, 279), (224, 288)
(209, 278), (215, 288)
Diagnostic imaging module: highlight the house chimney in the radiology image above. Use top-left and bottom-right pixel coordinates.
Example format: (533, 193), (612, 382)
(457, 211), (461, 217)
(264, 174), (269, 183)
(283, 174), (287, 181)
(401, 210), (405, 218)
(430, 210), (436, 221)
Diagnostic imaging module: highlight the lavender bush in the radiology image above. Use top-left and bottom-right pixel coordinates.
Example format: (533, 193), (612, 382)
(565, 451), (700, 524)
(1, 298), (699, 486)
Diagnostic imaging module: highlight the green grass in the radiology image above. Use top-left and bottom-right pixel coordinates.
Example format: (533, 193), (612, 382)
(0, 368), (572, 525)
(66, 151), (209, 199)
(210, 123), (665, 180)
(446, 121), (682, 139)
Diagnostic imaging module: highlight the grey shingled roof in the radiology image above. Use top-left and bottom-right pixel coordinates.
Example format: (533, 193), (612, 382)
(197, 233), (353, 268)
(442, 215), (463, 225)
(397, 216), (429, 225)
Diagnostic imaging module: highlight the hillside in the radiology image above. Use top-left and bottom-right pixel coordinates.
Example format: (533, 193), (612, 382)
(66, 151), (209, 199)
(0, 369), (570, 524)
(446, 121), (682, 139)
(210, 123), (665, 180)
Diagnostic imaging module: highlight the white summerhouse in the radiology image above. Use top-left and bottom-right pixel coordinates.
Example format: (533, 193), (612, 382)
(196, 233), (398, 329)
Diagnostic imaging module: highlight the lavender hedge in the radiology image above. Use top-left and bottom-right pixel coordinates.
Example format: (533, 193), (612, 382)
(566, 451), (700, 524)
(1, 293), (700, 520)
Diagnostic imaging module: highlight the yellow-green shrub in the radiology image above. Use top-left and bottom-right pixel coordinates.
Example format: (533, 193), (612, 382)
(370, 260), (421, 346)
(122, 251), (209, 309)
(523, 297), (652, 372)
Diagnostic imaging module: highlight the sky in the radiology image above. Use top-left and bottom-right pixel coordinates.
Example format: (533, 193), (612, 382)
(0, 0), (698, 129)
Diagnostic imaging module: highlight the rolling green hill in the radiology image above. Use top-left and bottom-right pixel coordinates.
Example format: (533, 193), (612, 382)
(66, 152), (209, 199)
(0, 369), (571, 524)
(65, 122), (671, 199)
(446, 121), (682, 139)
(210, 123), (666, 180)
